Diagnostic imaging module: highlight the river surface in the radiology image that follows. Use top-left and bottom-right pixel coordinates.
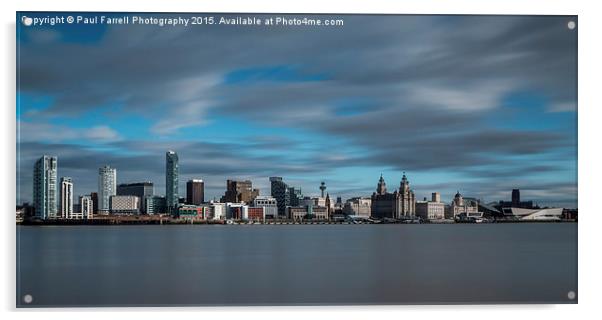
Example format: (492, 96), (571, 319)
(16, 223), (577, 307)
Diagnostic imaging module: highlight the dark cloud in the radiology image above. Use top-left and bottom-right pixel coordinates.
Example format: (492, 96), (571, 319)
(16, 138), (360, 202)
(17, 14), (577, 206)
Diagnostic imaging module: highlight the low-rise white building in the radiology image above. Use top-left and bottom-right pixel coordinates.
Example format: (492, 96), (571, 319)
(253, 196), (278, 219)
(210, 202), (226, 220)
(502, 207), (563, 221)
(287, 205), (329, 221)
(343, 197), (372, 217)
(224, 203), (248, 220)
(416, 201), (445, 220)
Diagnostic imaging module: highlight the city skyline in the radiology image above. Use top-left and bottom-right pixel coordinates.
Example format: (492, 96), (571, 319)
(22, 152), (575, 210)
(17, 14), (577, 208)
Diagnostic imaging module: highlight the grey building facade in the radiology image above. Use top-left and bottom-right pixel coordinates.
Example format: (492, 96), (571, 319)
(270, 177), (289, 217)
(33, 155), (58, 219)
(145, 195), (167, 215)
(117, 182), (154, 213)
(371, 173), (416, 219)
(98, 165), (117, 214)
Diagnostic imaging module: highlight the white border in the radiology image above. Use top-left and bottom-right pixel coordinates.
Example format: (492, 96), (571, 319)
(3, 0), (601, 319)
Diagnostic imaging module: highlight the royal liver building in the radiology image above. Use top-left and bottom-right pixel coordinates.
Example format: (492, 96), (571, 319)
(371, 173), (416, 219)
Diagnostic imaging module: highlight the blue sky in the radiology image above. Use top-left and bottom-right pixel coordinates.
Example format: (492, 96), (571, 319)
(16, 13), (578, 208)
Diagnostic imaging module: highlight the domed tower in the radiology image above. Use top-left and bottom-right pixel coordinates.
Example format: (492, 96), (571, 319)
(454, 191), (464, 206)
(376, 174), (387, 195)
(398, 172), (416, 217)
(400, 172), (410, 194)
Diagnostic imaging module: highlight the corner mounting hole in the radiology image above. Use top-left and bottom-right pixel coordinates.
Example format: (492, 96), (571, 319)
(23, 294), (33, 304)
(567, 21), (576, 30)
(567, 291), (576, 300)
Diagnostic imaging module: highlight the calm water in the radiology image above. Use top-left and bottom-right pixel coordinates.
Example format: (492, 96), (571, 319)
(16, 224), (577, 307)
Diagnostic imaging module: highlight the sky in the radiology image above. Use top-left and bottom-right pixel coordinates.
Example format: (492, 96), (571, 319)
(16, 13), (578, 208)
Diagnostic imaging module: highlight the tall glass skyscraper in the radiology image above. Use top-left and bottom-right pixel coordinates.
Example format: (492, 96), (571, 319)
(270, 177), (290, 217)
(33, 155), (58, 219)
(166, 150), (179, 213)
(98, 165), (116, 214)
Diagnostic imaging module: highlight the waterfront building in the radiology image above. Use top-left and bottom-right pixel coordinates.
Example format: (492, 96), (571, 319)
(59, 177), (74, 219)
(186, 179), (205, 205)
(16, 203), (35, 220)
(202, 205), (215, 219)
(210, 202), (226, 220)
(332, 195), (344, 215)
(311, 206), (329, 220)
(110, 195), (140, 215)
(370, 173), (416, 219)
(33, 155), (58, 219)
(298, 193), (331, 220)
(145, 196), (167, 215)
(432, 192), (441, 203)
(286, 205), (328, 221)
(501, 207), (563, 221)
(166, 151), (179, 214)
(117, 182), (154, 214)
(398, 173), (416, 216)
(270, 177), (290, 217)
(247, 207), (265, 221)
(479, 202), (503, 218)
(269, 177), (303, 217)
(289, 186), (303, 206)
(300, 196), (327, 207)
(449, 191), (481, 217)
(221, 180), (259, 204)
(98, 165), (117, 215)
(90, 192), (98, 215)
(177, 204), (211, 220)
(80, 195), (93, 219)
(415, 201), (445, 220)
(343, 197), (372, 217)
(224, 203), (248, 220)
(287, 206), (308, 221)
(253, 196), (278, 219)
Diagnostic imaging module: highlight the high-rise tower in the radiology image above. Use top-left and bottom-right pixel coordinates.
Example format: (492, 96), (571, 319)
(511, 189), (520, 207)
(33, 155), (58, 219)
(166, 151), (179, 213)
(270, 177), (289, 217)
(98, 166), (116, 214)
(376, 174), (387, 195)
(398, 172), (416, 216)
(319, 181), (326, 198)
(186, 179), (204, 205)
(60, 177), (73, 219)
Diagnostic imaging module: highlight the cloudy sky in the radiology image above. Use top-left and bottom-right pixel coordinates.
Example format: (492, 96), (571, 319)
(16, 13), (577, 208)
